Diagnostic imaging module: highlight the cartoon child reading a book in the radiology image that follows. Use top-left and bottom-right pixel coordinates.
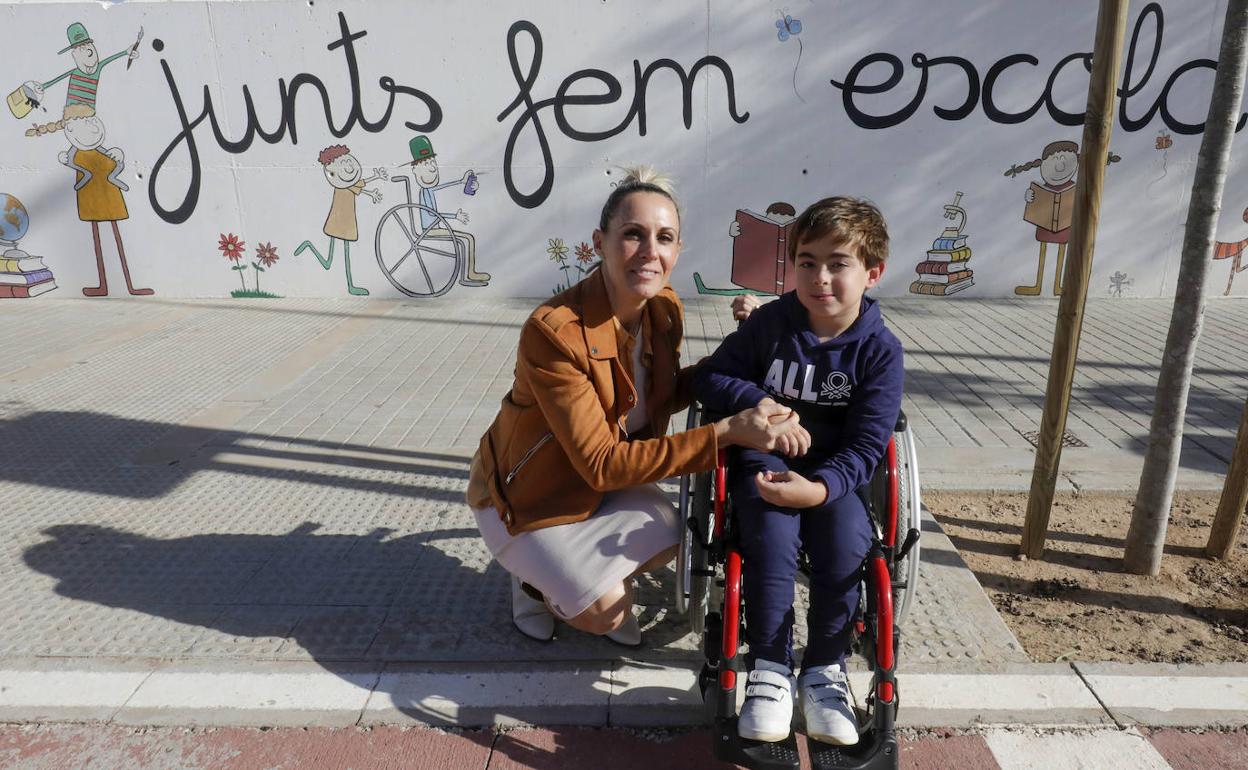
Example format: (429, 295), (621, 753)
(1011, 140), (1078, 296)
(694, 202), (798, 301)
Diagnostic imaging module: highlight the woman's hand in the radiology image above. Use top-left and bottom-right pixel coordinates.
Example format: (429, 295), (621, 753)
(755, 470), (828, 509)
(715, 400), (806, 456)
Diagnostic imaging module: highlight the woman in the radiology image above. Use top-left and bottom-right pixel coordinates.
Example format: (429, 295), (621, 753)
(466, 167), (809, 644)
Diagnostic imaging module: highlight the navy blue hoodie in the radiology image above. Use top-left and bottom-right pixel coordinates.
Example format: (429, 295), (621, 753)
(693, 292), (904, 508)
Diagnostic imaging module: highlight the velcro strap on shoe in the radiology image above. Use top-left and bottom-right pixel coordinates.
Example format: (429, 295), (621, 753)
(743, 668), (791, 701)
(806, 669), (848, 686)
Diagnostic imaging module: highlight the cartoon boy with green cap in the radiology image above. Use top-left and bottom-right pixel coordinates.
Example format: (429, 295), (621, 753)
(20, 23), (140, 120)
(409, 135), (490, 287)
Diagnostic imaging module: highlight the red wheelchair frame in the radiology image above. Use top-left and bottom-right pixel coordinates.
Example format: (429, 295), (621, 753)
(676, 407), (921, 770)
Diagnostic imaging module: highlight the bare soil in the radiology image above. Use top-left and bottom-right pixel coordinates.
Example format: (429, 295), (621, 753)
(927, 491), (1248, 664)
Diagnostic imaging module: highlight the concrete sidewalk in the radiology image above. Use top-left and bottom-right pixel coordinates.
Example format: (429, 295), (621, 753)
(0, 296), (1243, 730)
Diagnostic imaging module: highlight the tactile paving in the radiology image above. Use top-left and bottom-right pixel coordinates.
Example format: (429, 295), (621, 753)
(0, 296), (1238, 668)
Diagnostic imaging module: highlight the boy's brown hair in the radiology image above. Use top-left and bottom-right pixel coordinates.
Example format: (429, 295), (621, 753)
(788, 196), (889, 269)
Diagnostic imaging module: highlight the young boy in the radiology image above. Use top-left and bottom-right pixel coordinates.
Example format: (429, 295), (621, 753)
(693, 197), (903, 746)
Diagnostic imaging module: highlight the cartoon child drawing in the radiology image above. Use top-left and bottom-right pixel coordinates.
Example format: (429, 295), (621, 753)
(408, 135), (490, 287)
(1010, 140), (1079, 296)
(294, 145), (386, 296)
(48, 104), (151, 296)
(20, 23), (141, 135)
(1214, 207), (1248, 296)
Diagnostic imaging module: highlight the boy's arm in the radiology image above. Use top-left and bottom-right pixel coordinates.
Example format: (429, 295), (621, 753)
(809, 341), (904, 512)
(691, 313), (772, 415)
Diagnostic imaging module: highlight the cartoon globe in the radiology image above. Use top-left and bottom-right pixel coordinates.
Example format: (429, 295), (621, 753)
(0, 193), (30, 244)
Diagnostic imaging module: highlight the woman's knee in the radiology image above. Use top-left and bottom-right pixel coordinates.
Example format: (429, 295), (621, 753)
(636, 543), (678, 576)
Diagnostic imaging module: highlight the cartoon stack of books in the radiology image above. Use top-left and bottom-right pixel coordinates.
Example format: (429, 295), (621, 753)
(0, 251), (56, 298)
(910, 192), (974, 296)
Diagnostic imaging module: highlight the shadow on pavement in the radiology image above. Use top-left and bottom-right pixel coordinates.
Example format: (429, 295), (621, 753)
(0, 408), (470, 499)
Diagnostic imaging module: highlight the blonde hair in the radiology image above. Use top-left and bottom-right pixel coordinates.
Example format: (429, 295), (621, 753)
(597, 164), (681, 231)
(26, 103), (95, 138)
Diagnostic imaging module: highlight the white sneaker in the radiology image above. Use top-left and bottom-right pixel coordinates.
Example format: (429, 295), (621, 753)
(511, 575), (555, 641)
(799, 664), (859, 745)
(738, 659), (795, 742)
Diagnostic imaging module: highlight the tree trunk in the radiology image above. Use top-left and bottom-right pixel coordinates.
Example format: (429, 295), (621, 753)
(1206, 397), (1248, 559)
(1124, 0), (1248, 575)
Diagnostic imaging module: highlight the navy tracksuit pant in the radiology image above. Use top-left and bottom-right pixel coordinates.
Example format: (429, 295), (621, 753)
(731, 448), (873, 672)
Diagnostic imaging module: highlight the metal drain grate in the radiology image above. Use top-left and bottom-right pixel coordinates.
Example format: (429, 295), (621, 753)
(1019, 429), (1087, 448)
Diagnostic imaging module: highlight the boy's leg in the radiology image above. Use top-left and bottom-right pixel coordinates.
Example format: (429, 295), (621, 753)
(732, 449), (802, 669)
(295, 239), (335, 270)
(342, 241), (370, 296)
(797, 491), (872, 670)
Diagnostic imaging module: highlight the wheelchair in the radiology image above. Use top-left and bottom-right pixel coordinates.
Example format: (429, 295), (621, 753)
(676, 405), (922, 770)
(373, 175), (466, 298)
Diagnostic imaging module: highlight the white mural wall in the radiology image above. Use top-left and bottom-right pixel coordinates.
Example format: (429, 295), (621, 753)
(1, 0), (1246, 300)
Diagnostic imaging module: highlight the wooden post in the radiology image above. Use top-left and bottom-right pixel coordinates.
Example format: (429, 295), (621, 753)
(1020, 0), (1131, 560)
(1207, 398), (1248, 559)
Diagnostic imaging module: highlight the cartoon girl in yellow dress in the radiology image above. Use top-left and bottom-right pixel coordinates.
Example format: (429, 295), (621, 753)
(54, 104), (151, 296)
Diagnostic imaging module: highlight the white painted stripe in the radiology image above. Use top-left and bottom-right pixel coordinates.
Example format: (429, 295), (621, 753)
(362, 669), (613, 726)
(1085, 675), (1248, 713)
(0, 670), (150, 711)
(888, 674), (1103, 711)
(985, 728), (1172, 770)
(115, 670), (378, 726)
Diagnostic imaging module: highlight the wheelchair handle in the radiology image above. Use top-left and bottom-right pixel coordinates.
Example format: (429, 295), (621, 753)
(895, 526), (920, 564)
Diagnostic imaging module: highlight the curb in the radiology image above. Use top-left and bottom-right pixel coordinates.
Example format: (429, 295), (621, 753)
(0, 659), (1244, 730)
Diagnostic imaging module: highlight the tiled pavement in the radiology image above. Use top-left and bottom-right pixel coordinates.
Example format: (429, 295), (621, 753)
(0, 296), (1242, 719)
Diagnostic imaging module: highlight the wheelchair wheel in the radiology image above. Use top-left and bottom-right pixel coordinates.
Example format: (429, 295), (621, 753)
(374, 203), (462, 298)
(677, 406), (714, 635)
(893, 425), (922, 624)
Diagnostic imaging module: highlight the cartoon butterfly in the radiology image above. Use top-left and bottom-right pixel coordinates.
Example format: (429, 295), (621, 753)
(1155, 132), (1173, 150)
(776, 12), (802, 42)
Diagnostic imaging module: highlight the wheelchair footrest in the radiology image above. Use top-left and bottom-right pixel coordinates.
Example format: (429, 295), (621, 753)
(713, 718), (800, 770)
(806, 728), (898, 770)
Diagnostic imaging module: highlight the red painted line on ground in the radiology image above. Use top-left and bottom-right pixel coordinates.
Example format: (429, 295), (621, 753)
(901, 733), (1001, 770)
(0, 725), (495, 770)
(489, 727), (712, 770)
(1145, 727), (1248, 770)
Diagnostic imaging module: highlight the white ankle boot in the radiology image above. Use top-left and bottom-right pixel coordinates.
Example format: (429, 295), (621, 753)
(604, 609), (642, 647)
(511, 575), (555, 641)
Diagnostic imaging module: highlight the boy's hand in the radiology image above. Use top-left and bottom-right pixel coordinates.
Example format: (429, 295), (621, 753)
(774, 423), (810, 457)
(755, 470), (828, 509)
(731, 293), (760, 322)
(758, 397), (810, 457)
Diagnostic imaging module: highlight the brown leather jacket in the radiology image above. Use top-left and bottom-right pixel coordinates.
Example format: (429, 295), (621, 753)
(466, 269), (719, 534)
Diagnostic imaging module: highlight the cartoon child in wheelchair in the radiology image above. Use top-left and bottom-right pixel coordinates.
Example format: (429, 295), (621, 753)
(372, 135), (491, 298)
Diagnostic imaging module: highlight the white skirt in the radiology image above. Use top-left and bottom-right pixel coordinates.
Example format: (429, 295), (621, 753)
(473, 484), (679, 619)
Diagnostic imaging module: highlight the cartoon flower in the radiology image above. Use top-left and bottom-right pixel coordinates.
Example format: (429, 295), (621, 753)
(255, 242), (279, 268)
(218, 233), (246, 263)
(546, 238), (569, 263)
(575, 242), (595, 264)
